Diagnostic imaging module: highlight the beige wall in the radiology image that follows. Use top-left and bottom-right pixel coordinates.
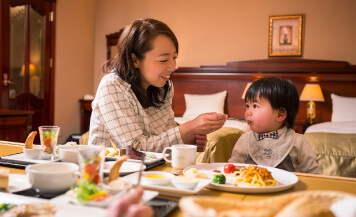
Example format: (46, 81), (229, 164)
(55, 0), (356, 143)
(55, 0), (95, 143)
(93, 0), (356, 90)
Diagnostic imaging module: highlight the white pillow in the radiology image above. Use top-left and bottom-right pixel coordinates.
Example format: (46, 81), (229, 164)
(331, 94), (356, 122)
(183, 90), (227, 119)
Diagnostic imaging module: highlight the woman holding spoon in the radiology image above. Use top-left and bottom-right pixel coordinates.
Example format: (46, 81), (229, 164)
(89, 18), (226, 152)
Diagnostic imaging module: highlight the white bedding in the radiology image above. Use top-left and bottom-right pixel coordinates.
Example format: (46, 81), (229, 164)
(305, 121), (356, 134)
(174, 117), (250, 132)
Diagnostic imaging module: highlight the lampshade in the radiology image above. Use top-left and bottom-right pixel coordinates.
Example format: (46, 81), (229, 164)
(300, 84), (325, 102)
(241, 82), (252, 99)
(20, 64), (38, 76)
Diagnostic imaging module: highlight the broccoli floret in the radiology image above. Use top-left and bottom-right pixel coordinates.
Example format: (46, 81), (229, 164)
(212, 174), (226, 184)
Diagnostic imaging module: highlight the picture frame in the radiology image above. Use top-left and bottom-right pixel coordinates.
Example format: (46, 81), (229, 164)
(268, 14), (304, 57)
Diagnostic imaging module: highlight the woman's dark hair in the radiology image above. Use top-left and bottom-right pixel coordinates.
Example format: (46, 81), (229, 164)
(245, 77), (299, 128)
(103, 18), (179, 108)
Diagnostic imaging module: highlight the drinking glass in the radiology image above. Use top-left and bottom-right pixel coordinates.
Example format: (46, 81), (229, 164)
(77, 146), (105, 185)
(38, 126), (60, 160)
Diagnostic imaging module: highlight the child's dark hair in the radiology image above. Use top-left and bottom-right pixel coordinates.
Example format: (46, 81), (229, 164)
(245, 77), (299, 128)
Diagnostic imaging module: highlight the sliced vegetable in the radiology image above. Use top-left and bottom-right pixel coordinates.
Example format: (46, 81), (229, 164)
(212, 174), (226, 184)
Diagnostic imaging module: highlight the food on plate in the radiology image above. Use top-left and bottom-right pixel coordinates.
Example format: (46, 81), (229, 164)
(64, 141), (77, 146)
(141, 172), (173, 186)
(0, 204), (16, 215)
(223, 164), (236, 174)
(144, 174), (169, 179)
(73, 180), (109, 202)
(107, 138), (121, 157)
(41, 129), (58, 154)
(185, 168), (209, 179)
(127, 146), (146, 160)
(107, 179), (128, 189)
(108, 155), (130, 182)
(171, 177), (199, 190)
(212, 174), (226, 184)
(145, 153), (157, 160)
(0, 168), (9, 190)
(233, 165), (278, 187)
(1, 203), (56, 217)
(24, 131), (37, 149)
(72, 154), (130, 203)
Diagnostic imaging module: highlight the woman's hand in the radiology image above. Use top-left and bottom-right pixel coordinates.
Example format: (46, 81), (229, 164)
(179, 113), (227, 140)
(183, 134), (207, 152)
(105, 187), (153, 217)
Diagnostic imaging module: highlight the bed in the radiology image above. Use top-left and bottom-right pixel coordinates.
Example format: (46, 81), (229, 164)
(304, 94), (356, 178)
(171, 58), (356, 169)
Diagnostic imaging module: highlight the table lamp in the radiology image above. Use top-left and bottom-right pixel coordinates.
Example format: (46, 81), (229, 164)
(300, 84), (325, 124)
(20, 64), (38, 76)
(241, 82), (252, 99)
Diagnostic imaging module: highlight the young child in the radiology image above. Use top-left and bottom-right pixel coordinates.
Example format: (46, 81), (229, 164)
(229, 77), (321, 174)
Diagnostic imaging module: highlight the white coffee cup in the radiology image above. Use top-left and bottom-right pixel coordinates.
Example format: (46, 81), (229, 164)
(162, 145), (197, 169)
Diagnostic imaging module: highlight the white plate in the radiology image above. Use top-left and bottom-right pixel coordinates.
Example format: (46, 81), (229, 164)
(0, 192), (107, 217)
(183, 163), (299, 194)
(121, 172), (211, 197)
(8, 174), (31, 193)
(2, 153), (60, 164)
(50, 189), (158, 209)
(106, 150), (165, 165)
(103, 161), (146, 175)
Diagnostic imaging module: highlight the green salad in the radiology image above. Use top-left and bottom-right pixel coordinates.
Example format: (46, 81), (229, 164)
(0, 203), (17, 214)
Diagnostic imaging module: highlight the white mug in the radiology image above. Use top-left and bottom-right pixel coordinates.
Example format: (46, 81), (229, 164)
(162, 145), (197, 169)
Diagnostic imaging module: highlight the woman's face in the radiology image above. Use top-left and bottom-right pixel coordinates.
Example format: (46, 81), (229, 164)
(134, 34), (177, 89)
(244, 95), (282, 133)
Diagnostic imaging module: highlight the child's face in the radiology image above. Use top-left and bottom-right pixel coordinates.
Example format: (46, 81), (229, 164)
(245, 95), (284, 133)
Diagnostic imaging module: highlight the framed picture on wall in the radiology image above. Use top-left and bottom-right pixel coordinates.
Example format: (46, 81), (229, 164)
(268, 14), (304, 57)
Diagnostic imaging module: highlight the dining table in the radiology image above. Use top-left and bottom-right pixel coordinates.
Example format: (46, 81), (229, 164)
(1, 140), (356, 217)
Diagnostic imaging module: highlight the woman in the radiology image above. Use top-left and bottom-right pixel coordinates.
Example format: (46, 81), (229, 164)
(89, 18), (226, 152)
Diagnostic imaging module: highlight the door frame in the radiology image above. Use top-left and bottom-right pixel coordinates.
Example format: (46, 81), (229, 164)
(0, 0), (56, 129)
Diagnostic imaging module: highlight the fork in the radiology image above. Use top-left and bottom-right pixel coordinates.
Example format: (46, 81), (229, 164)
(136, 155), (145, 186)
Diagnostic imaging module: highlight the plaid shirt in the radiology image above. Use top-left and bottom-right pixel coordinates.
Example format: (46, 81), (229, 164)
(88, 73), (183, 152)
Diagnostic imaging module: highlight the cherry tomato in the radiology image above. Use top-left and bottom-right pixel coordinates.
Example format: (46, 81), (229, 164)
(224, 164), (236, 174)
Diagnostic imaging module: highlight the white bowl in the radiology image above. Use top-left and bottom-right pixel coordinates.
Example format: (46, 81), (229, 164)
(26, 162), (79, 196)
(171, 176), (199, 190)
(141, 171), (174, 186)
(23, 146), (44, 160)
(58, 145), (89, 163)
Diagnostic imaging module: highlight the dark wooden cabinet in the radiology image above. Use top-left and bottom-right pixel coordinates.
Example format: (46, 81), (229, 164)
(0, 110), (34, 142)
(79, 99), (93, 134)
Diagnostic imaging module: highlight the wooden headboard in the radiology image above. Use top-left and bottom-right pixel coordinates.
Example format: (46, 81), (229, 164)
(171, 59), (356, 131)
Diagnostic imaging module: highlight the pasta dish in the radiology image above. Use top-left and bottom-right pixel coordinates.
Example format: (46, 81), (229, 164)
(233, 165), (278, 187)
